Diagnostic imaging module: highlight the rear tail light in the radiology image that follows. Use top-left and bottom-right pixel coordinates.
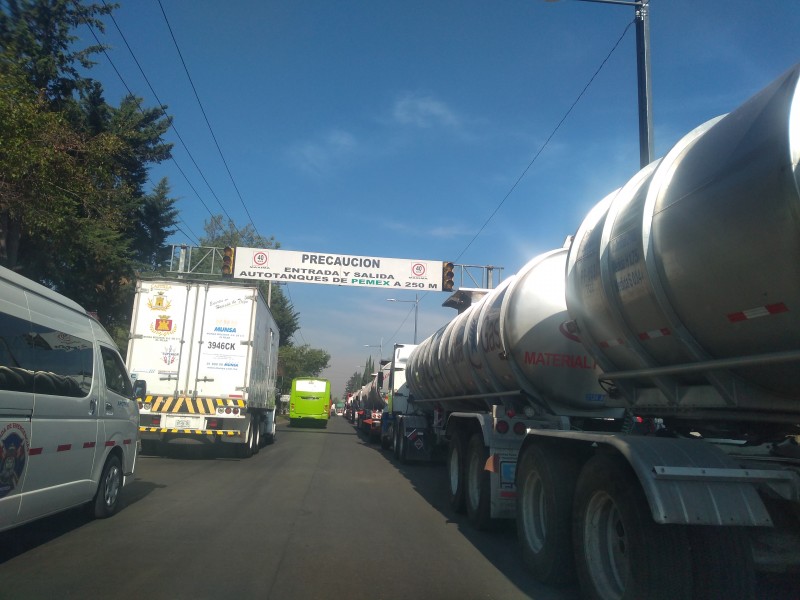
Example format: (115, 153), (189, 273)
(495, 420), (509, 434)
(207, 419), (219, 429)
(513, 422), (527, 435)
(151, 415), (161, 427)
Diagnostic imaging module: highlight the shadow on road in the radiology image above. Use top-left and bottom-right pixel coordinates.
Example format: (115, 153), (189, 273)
(0, 478), (163, 565)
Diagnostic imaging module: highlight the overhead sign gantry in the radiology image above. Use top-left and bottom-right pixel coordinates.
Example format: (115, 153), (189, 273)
(232, 247), (450, 291)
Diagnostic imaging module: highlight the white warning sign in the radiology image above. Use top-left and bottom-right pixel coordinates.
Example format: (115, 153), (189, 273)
(233, 247), (443, 291)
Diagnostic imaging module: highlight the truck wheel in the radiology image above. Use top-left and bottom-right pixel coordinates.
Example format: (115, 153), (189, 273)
(381, 423), (393, 451)
(252, 418), (261, 454)
(393, 421), (401, 459)
(89, 454), (123, 519)
(573, 454), (691, 600)
(236, 420), (254, 459)
(398, 419), (409, 463)
(465, 433), (491, 530)
(447, 431), (467, 513)
(516, 442), (578, 584)
(688, 526), (756, 599)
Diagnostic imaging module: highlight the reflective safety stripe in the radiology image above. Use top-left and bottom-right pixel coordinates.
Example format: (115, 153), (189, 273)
(139, 426), (238, 436)
(138, 396), (247, 414)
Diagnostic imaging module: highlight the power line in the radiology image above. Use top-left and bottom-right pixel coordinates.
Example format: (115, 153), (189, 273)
(454, 18), (635, 263)
(156, 0), (261, 238)
(97, 0), (236, 225)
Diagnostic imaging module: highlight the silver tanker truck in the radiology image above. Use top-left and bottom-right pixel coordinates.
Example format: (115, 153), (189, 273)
(389, 63), (800, 599)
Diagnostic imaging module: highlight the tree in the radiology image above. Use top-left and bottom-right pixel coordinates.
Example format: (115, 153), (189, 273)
(0, 0), (115, 107)
(1, 1), (178, 352)
(277, 345), (331, 395)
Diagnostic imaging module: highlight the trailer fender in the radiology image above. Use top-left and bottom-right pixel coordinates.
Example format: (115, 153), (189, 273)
(524, 429), (776, 527)
(446, 412), (492, 446)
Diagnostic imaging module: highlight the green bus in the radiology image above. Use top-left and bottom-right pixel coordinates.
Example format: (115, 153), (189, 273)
(289, 377), (331, 427)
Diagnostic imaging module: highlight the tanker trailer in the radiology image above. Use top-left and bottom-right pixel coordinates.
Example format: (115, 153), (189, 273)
(394, 64), (800, 599)
(513, 64), (800, 599)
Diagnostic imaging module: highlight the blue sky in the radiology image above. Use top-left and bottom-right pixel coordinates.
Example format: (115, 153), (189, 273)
(84, 0), (800, 396)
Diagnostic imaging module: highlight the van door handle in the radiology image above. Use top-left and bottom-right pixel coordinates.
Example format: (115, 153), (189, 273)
(105, 402), (114, 415)
(89, 399), (97, 415)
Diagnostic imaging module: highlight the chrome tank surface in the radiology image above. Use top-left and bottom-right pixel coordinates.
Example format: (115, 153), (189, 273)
(567, 64), (800, 412)
(501, 249), (610, 415)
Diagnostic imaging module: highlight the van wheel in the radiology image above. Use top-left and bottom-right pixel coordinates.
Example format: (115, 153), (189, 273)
(90, 454), (123, 519)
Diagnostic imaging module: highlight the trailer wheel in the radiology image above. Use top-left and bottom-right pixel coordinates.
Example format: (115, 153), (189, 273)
(89, 454), (123, 519)
(516, 443), (578, 584)
(465, 433), (491, 530)
(252, 418), (261, 454)
(688, 526), (756, 600)
(235, 418), (254, 459)
(447, 431), (467, 513)
(573, 454), (691, 600)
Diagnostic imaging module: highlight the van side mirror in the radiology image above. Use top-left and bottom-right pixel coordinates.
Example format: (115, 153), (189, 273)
(132, 379), (147, 400)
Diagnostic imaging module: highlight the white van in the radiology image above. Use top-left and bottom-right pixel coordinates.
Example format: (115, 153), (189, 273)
(0, 266), (138, 532)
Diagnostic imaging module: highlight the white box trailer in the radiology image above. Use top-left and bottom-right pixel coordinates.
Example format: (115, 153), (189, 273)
(127, 278), (279, 457)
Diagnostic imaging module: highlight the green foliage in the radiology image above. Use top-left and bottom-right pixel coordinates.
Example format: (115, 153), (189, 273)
(0, 0), (178, 352)
(278, 345), (331, 394)
(344, 356), (374, 393)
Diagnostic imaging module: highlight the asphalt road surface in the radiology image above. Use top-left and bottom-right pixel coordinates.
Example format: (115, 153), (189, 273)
(2, 416), (798, 600)
(0, 415), (577, 600)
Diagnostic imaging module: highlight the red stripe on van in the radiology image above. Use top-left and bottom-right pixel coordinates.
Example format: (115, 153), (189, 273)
(83, 441), (96, 448)
(123, 439), (132, 445)
(105, 441), (116, 447)
(29, 448), (43, 455)
(57, 444), (71, 452)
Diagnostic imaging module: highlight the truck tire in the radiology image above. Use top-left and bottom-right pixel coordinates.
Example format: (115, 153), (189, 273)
(688, 526), (756, 600)
(465, 433), (491, 530)
(252, 418), (261, 454)
(447, 431), (467, 513)
(516, 442), (578, 584)
(236, 418), (254, 459)
(397, 419), (409, 463)
(393, 420), (401, 459)
(381, 422), (392, 451)
(89, 454), (123, 519)
(573, 454), (692, 600)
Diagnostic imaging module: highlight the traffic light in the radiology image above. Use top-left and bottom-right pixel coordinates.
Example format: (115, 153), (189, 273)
(441, 261), (455, 292)
(221, 246), (235, 278)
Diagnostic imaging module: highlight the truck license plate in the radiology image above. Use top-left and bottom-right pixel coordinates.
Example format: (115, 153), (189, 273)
(167, 416), (202, 429)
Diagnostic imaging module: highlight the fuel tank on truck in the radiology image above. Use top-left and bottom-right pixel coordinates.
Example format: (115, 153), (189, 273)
(407, 256), (616, 417)
(500, 248), (615, 417)
(566, 63), (800, 419)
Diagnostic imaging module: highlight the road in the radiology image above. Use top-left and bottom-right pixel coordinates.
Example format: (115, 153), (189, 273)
(0, 415), (576, 600)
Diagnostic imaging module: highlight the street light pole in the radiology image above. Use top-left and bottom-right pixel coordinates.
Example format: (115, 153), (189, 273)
(363, 337), (383, 363)
(546, 0), (653, 167)
(386, 293), (419, 344)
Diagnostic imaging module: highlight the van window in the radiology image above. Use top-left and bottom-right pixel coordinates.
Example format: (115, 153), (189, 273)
(101, 347), (132, 397)
(0, 311), (93, 397)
